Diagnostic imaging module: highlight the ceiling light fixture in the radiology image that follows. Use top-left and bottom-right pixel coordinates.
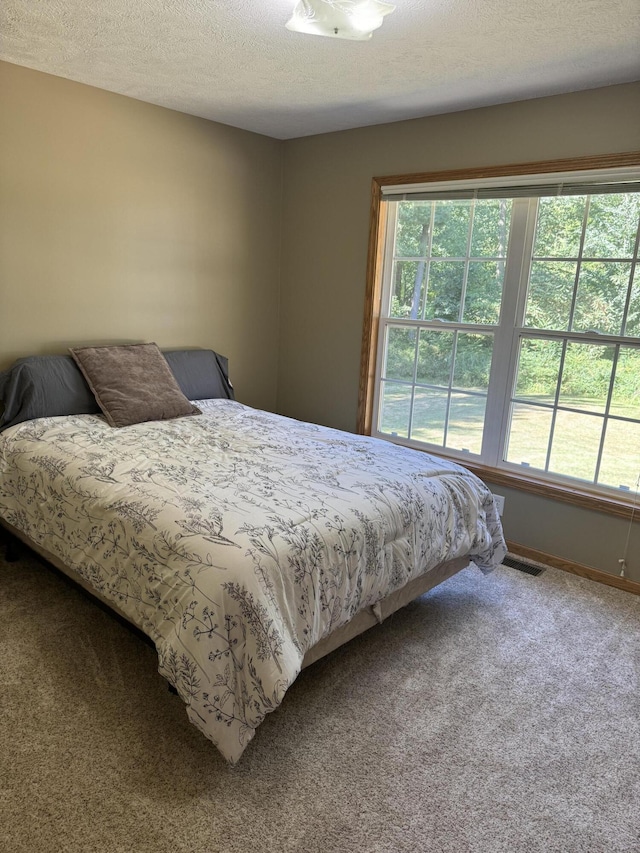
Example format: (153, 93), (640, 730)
(286, 0), (396, 41)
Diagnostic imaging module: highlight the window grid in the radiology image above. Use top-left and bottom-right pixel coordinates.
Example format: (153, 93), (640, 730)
(373, 185), (640, 496)
(564, 196), (590, 334)
(509, 190), (640, 487)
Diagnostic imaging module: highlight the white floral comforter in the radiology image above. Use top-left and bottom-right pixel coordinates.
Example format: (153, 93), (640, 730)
(0, 400), (506, 762)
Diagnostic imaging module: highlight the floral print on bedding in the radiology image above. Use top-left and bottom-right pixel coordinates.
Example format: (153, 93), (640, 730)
(0, 400), (506, 763)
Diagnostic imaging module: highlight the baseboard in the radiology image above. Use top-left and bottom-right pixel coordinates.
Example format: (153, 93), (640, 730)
(506, 540), (640, 597)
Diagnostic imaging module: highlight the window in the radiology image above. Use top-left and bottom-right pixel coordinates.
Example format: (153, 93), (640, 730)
(363, 157), (640, 502)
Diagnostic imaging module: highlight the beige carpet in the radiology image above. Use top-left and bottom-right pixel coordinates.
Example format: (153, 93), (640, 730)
(1, 549), (639, 853)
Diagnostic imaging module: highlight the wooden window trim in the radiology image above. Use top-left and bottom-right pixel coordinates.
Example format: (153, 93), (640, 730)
(461, 460), (639, 522)
(357, 151), (640, 523)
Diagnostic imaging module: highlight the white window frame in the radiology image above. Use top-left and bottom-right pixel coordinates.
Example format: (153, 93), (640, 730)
(367, 163), (640, 501)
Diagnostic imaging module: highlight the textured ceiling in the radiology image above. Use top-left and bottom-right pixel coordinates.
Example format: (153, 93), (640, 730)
(2, 0), (639, 139)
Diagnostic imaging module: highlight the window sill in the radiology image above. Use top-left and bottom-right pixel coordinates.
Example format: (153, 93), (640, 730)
(453, 459), (639, 522)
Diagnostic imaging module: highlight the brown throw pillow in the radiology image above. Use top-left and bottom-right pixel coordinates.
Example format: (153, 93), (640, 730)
(69, 343), (201, 428)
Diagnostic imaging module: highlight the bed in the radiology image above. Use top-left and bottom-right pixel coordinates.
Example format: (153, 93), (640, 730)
(0, 345), (506, 763)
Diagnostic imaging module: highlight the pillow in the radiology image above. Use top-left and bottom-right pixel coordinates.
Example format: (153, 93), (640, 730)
(0, 355), (101, 429)
(69, 343), (201, 428)
(0, 347), (234, 431)
(163, 349), (234, 402)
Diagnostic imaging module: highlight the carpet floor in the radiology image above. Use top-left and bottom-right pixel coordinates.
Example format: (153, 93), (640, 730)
(1, 550), (639, 853)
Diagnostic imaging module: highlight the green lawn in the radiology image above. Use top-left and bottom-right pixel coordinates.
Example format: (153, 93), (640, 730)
(379, 387), (640, 492)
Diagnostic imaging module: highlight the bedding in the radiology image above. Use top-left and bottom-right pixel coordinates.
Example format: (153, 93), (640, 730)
(0, 400), (506, 763)
(0, 348), (233, 430)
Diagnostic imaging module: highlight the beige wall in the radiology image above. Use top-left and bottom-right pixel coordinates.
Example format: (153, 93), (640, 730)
(0, 61), (283, 411)
(279, 83), (640, 580)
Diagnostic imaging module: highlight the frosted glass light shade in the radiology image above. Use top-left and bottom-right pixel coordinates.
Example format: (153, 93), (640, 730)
(286, 0), (396, 41)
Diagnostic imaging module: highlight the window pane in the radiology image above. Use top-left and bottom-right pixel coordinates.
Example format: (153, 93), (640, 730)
(395, 201), (431, 257)
(525, 261), (577, 330)
(610, 347), (640, 420)
(453, 333), (493, 392)
(384, 327), (417, 382)
(378, 189), (640, 500)
(446, 393), (486, 455)
(391, 260), (426, 319)
(583, 193), (640, 258)
(379, 382), (411, 438)
(548, 411), (603, 482)
(559, 342), (614, 414)
(572, 261), (632, 335)
(424, 261), (463, 321)
(598, 419), (640, 491)
(533, 195), (586, 258)
(625, 269), (640, 337)
(463, 261), (504, 324)
(505, 403), (553, 470)
(514, 338), (562, 403)
(416, 330), (454, 385)
(410, 388), (448, 446)
(431, 200), (470, 258)
(470, 199), (512, 257)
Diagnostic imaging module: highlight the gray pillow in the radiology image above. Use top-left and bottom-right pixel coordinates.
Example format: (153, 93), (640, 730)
(0, 347), (234, 431)
(163, 349), (234, 402)
(69, 343), (201, 428)
(0, 355), (101, 429)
